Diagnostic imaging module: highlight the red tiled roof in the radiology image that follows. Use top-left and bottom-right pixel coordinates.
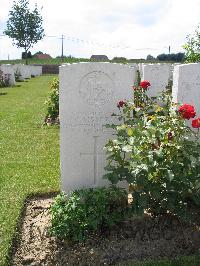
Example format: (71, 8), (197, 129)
(34, 54), (52, 59)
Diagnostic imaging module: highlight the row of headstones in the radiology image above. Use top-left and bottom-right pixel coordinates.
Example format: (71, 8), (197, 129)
(127, 62), (180, 97)
(0, 64), (42, 86)
(128, 62), (180, 80)
(59, 62), (200, 193)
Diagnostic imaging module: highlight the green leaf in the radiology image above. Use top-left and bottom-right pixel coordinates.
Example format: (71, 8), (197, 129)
(127, 127), (133, 136)
(151, 189), (161, 200)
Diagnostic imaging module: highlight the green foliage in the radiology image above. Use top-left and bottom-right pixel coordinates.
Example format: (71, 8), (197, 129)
(14, 68), (22, 82)
(112, 57), (127, 61)
(50, 187), (129, 242)
(146, 54), (155, 61)
(0, 57), (92, 66)
(44, 78), (59, 124)
(104, 88), (200, 218)
(4, 0), (44, 64)
(156, 53), (185, 62)
(183, 24), (200, 63)
(0, 57), (163, 66)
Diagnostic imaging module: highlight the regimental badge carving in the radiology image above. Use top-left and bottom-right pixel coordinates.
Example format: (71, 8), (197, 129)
(79, 71), (114, 106)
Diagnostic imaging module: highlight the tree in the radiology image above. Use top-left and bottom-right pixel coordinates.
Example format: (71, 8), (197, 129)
(112, 57), (127, 61)
(157, 53), (168, 61)
(156, 52), (185, 62)
(173, 52), (185, 62)
(183, 24), (200, 63)
(4, 0), (45, 64)
(146, 54), (155, 61)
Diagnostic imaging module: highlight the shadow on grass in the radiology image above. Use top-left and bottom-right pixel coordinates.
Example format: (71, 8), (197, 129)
(0, 92), (7, 96)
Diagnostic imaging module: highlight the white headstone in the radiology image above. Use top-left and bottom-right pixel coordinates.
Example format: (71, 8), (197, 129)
(60, 62), (135, 192)
(29, 65), (42, 76)
(13, 64), (24, 81)
(13, 64), (31, 80)
(169, 63), (174, 81)
(126, 63), (139, 84)
(172, 63), (200, 116)
(142, 64), (171, 97)
(138, 63), (147, 77)
(0, 64), (15, 86)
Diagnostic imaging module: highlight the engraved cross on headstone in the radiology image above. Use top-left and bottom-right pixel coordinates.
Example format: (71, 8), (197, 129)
(80, 135), (104, 185)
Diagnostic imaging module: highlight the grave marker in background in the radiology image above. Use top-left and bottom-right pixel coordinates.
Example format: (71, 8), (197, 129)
(13, 64), (31, 80)
(142, 64), (171, 97)
(0, 64), (15, 86)
(29, 65), (42, 77)
(172, 63), (200, 116)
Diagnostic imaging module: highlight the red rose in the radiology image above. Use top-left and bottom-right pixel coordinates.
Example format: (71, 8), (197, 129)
(192, 118), (200, 128)
(178, 104), (196, 120)
(140, 80), (151, 89)
(117, 100), (126, 108)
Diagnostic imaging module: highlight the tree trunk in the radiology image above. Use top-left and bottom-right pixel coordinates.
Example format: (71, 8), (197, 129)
(25, 50), (28, 65)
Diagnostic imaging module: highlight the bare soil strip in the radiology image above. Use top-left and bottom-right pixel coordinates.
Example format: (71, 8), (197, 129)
(12, 197), (200, 266)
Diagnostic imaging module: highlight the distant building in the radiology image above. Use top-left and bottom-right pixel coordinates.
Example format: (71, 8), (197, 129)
(34, 53), (52, 60)
(90, 55), (109, 61)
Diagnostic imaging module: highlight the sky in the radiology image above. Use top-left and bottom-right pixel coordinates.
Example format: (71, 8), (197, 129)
(0, 0), (200, 60)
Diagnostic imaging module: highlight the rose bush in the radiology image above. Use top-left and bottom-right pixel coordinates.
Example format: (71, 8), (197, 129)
(104, 81), (200, 218)
(44, 78), (59, 125)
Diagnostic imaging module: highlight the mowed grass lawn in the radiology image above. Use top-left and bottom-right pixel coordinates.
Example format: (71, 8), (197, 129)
(0, 75), (60, 265)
